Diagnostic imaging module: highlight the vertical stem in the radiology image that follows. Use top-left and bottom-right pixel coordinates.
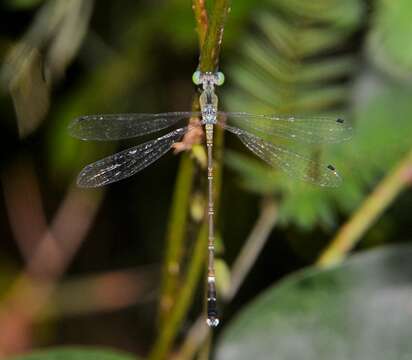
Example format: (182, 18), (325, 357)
(149, 224), (208, 360)
(172, 199), (279, 360)
(192, 0), (208, 47)
(199, 0), (231, 72)
(158, 153), (195, 326)
(150, 1), (230, 358)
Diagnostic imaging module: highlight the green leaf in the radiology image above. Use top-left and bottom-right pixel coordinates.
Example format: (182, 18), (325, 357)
(216, 244), (412, 360)
(9, 347), (138, 360)
(367, 0), (412, 81)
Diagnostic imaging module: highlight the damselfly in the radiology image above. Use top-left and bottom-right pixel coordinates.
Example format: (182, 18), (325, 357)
(69, 71), (352, 327)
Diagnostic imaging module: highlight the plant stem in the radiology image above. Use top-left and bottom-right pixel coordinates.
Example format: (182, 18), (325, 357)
(317, 148), (412, 267)
(149, 224), (208, 360)
(158, 153), (195, 326)
(150, 117), (225, 360)
(173, 198), (278, 360)
(171, 318), (209, 360)
(226, 198), (278, 301)
(199, 0), (231, 73)
(193, 0), (208, 47)
(150, 1), (230, 359)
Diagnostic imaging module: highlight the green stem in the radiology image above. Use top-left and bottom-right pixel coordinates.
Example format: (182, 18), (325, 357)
(193, 0), (208, 47)
(173, 198), (278, 360)
(158, 153), (195, 326)
(157, 0), (212, 326)
(199, 0), (231, 72)
(317, 148), (412, 267)
(149, 224), (208, 360)
(149, 112), (225, 360)
(150, 1), (230, 358)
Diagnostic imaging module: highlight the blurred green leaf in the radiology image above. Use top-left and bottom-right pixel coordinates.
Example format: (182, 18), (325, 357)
(215, 258), (232, 298)
(4, 0), (45, 9)
(270, 0), (364, 29)
(216, 244), (412, 360)
(1, 0), (94, 137)
(352, 75), (412, 173)
(367, 0), (412, 81)
(9, 347), (138, 360)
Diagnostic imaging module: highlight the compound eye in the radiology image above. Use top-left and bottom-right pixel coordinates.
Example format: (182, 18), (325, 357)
(192, 70), (202, 85)
(215, 72), (225, 86)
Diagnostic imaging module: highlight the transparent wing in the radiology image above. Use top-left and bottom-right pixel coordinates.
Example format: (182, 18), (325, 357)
(219, 112), (352, 144)
(223, 125), (341, 187)
(77, 126), (191, 187)
(69, 112), (199, 141)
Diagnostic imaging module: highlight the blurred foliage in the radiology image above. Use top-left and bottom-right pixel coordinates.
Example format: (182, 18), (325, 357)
(1, 0), (94, 137)
(216, 244), (412, 359)
(223, 0), (412, 232)
(224, 0), (364, 229)
(3, 0), (45, 10)
(10, 347), (137, 360)
(367, 0), (412, 81)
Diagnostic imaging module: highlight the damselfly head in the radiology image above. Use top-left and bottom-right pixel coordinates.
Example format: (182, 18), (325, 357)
(192, 71), (225, 87)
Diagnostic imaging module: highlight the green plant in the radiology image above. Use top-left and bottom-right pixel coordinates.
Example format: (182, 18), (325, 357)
(224, 0), (365, 229)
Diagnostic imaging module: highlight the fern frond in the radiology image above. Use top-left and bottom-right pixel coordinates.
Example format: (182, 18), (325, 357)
(224, 1), (364, 229)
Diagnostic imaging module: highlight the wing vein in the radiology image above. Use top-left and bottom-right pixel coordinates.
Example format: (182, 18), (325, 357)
(220, 112), (352, 144)
(224, 125), (341, 187)
(77, 127), (189, 187)
(69, 112), (199, 140)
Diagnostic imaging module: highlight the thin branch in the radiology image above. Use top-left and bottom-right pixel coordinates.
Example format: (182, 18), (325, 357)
(2, 158), (48, 261)
(317, 148), (412, 267)
(226, 198), (278, 301)
(171, 318), (209, 360)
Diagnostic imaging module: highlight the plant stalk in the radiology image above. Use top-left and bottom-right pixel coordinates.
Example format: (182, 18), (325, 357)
(158, 154), (195, 326)
(150, 1), (230, 359)
(317, 148), (412, 267)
